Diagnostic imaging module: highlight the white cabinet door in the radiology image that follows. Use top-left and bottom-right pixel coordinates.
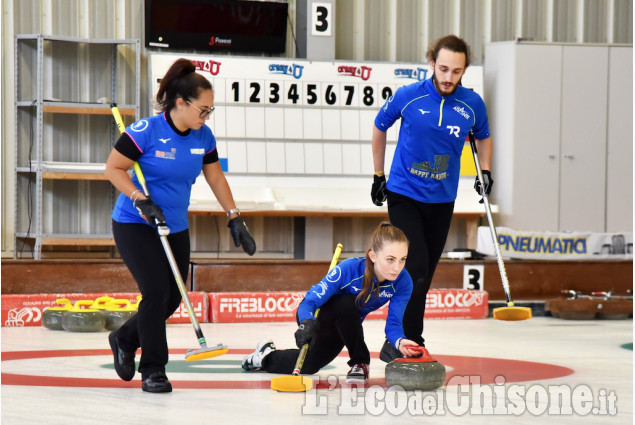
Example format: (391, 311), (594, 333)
(558, 46), (608, 232)
(513, 44), (562, 231)
(606, 47), (633, 232)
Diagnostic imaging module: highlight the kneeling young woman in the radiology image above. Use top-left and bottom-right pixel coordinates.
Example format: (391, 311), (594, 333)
(242, 222), (421, 382)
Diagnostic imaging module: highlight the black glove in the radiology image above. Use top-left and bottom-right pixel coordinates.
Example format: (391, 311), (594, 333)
(228, 216), (256, 256)
(134, 197), (166, 225)
(294, 318), (320, 348)
(371, 174), (387, 206)
(474, 170), (493, 203)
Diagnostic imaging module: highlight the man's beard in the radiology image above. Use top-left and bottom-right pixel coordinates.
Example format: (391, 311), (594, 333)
(432, 73), (460, 96)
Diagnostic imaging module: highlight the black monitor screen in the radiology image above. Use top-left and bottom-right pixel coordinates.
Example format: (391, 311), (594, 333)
(145, 0), (288, 53)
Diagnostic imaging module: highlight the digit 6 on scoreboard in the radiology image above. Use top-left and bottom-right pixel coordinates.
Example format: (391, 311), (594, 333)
(324, 83), (338, 105)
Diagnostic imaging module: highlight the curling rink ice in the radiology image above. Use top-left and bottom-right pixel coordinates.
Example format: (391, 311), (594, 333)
(2, 317), (632, 424)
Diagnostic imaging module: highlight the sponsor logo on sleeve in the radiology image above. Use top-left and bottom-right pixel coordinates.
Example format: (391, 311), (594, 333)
(130, 120), (149, 132)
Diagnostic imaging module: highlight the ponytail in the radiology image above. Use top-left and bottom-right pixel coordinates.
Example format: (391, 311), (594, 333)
(155, 58), (212, 113)
(356, 222), (409, 307)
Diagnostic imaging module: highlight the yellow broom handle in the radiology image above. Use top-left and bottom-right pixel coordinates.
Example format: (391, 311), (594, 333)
(329, 244), (343, 271)
(292, 243), (343, 376)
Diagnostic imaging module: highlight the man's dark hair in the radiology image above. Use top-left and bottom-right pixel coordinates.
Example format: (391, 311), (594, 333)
(426, 35), (471, 68)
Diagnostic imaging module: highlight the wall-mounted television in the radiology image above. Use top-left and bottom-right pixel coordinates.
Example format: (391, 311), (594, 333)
(145, 0), (288, 53)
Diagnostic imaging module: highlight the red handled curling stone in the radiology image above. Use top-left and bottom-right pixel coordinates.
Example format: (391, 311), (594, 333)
(385, 346), (446, 391)
(42, 298), (73, 330)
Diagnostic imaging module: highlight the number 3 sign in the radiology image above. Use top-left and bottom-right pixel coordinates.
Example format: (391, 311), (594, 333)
(312, 2), (332, 36)
(463, 264), (484, 291)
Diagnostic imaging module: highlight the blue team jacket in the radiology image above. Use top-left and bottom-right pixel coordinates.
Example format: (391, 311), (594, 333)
(297, 257), (413, 348)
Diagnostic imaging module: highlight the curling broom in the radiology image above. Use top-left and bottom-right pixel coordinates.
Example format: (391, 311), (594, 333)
(270, 243), (343, 392)
(469, 131), (531, 321)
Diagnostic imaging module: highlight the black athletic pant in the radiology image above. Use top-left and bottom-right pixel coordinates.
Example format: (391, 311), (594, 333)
(111, 220), (189, 378)
(387, 190), (454, 346)
(262, 294), (370, 374)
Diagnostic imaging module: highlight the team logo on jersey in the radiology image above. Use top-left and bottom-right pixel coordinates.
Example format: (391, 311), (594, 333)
(410, 155), (450, 181)
(312, 282), (329, 299)
(156, 148), (176, 160)
(382, 95), (394, 113)
(130, 120), (149, 132)
(325, 266), (341, 283)
(412, 155), (449, 173)
(379, 290), (393, 298)
(453, 105), (471, 120)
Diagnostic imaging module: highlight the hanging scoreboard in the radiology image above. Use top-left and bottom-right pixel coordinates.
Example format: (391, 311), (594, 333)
(150, 53), (483, 176)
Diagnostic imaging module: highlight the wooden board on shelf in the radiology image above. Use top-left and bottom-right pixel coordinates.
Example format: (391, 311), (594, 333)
(42, 105), (136, 115)
(40, 237), (115, 246)
(42, 172), (107, 180)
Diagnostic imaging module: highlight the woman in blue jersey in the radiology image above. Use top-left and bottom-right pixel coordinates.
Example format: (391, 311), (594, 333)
(370, 35), (494, 362)
(104, 58), (256, 393)
(242, 223), (420, 382)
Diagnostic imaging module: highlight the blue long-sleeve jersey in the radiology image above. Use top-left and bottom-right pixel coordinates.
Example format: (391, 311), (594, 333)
(297, 257), (413, 348)
(375, 77), (490, 203)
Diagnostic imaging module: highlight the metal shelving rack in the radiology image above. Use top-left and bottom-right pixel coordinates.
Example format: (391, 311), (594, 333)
(14, 34), (140, 259)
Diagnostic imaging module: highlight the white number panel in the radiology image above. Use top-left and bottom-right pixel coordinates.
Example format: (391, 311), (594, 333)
(150, 54), (484, 176)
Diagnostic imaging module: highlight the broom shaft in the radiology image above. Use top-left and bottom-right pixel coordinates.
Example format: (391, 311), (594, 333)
(469, 133), (514, 306)
(135, 163), (207, 347)
(292, 243), (343, 375)
(158, 234), (207, 346)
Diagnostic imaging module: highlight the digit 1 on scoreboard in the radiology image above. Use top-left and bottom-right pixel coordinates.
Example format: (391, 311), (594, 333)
(231, 81), (240, 102)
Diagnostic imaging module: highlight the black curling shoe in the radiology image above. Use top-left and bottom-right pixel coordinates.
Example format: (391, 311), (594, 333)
(379, 338), (404, 363)
(142, 371), (172, 393)
(109, 332), (136, 381)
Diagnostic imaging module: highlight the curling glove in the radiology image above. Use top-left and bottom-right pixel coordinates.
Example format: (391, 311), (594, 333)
(228, 217), (257, 256)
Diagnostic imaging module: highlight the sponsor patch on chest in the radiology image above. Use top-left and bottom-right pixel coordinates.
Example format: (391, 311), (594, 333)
(155, 148), (176, 159)
(453, 105), (471, 120)
(190, 148), (205, 155)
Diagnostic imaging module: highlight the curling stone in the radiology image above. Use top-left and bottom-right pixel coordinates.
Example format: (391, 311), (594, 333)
(104, 299), (137, 331)
(61, 300), (106, 332)
(131, 295), (142, 310)
(385, 346), (446, 391)
(546, 297), (597, 320)
(91, 296), (115, 311)
(41, 298), (73, 330)
(595, 300), (633, 320)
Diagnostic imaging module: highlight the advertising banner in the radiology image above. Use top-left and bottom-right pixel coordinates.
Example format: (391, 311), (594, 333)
(477, 227), (633, 260)
(209, 289), (488, 323)
(1, 292), (208, 327)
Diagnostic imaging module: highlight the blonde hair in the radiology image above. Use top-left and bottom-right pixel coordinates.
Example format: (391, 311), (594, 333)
(356, 222), (409, 307)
